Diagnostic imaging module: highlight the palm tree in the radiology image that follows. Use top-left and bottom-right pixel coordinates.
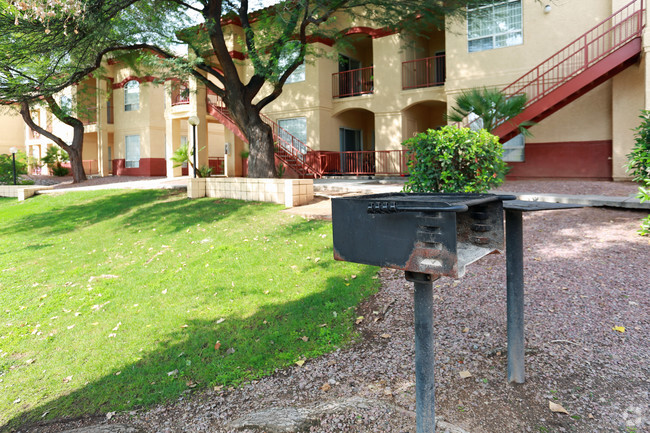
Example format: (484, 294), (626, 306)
(447, 87), (533, 136)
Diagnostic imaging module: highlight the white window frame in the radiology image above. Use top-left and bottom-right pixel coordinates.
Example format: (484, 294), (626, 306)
(125, 135), (141, 168)
(468, 0), (523, 53)
(124, 80), (140, 111)
(278, 117), (307, 154)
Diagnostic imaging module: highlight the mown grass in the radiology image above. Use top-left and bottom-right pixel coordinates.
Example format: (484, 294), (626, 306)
(0, 190), (379, 429)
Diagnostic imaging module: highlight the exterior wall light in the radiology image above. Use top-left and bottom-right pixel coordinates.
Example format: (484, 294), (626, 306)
(188, 116), (200, 178)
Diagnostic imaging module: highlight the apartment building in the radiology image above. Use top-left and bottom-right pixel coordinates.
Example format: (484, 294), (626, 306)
(23, 60), (226, 178)
(178, 0), (647, 181)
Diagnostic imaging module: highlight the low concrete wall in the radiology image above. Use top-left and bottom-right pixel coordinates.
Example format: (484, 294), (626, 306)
(188, 178), (313, 207)
(0, 185), (53, 200)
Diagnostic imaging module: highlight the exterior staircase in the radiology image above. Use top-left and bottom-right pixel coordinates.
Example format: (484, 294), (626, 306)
(206, 90), (322, 178)
(492, 0), (645, 142)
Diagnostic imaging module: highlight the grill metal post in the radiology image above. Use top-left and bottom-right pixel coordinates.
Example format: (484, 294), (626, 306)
(406, 271), (438, 433)
(505, 209), (525, 384)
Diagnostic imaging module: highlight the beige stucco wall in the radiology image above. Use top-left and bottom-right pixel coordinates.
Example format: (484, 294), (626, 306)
(0, 111), (25, 155)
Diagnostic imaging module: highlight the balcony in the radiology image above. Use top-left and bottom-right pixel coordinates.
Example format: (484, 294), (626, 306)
(80, 107), (97, 125)
(171, 84), (190, 106)
(332, 66), (374, 98)
(402, 55), (446, 90)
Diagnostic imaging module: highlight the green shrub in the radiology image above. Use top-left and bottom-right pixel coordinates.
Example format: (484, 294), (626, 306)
(196, 165), (213, 178)
(42, 146), (69, 176)
(51, 164), (70, 177)
(0, 150), (28, 184)
(402, 125), (508, 193)
(627, 111), (650, 236)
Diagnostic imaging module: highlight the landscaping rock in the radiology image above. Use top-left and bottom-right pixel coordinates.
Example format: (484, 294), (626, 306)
(228, 396), (470, 433)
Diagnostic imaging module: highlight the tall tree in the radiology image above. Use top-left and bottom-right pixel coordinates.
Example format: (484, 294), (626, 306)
(3, 0), (492, 179)
(0, 0), (188, 182)
(142, 0), (493, 177)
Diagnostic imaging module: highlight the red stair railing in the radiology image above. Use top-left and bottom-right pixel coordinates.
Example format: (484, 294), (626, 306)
(502, 0), (644, 111)
(205, 89), (323, 177)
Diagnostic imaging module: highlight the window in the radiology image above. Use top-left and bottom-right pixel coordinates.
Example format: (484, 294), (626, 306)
(180, 136), (188, 168)
(125, 135), (140, 168)
(278, 41), (306, 84)
(278, 117), (307, 153)
(468, 0), (523, 53)
(502, 133), (525, 162)
(124, 80), (140, 111)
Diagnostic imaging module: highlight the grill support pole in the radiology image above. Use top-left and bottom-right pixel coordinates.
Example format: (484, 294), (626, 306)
(505, 209), (525, 384)
(406, 271), (438, 433)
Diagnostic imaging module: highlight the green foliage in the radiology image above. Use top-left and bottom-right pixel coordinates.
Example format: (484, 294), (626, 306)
(447, 87), (533, 136)
(276, 162), (286, 178)
(0, 190), (379, 427)
(0, 150), (28, 184)
(170, 143), (191, 169)
(627, 111), (650, 236)
(402, 126), (508, 193)
(41, 146), (69, 176)
(196, 165), (213, 178)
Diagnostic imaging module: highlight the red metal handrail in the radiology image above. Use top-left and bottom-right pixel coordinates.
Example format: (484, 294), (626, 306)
(313, 150), (410, 176)
(502, 0), (644, 106)
(402, 55), (446, 90)
(332, 66), (374, 98)
(205, 89), (322, 177)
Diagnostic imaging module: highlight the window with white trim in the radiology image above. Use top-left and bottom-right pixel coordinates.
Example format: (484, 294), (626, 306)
(502, 133), (525, 162)
(468, 0), (523, 53)
(278, 117), (307, 154)
(278, 41), (306, 84)
(125, 135), (141, 168)
(124, 80), (140, 111)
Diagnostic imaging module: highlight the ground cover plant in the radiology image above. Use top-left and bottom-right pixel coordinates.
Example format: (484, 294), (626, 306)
(0, 190), (379, 429)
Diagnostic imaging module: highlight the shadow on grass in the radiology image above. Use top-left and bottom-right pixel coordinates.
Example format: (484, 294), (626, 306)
(3, 270), (379, 431)
(0, 190), (280, 238)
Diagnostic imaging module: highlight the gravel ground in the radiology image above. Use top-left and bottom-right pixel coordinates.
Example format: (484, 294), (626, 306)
(10, 180), (650, 433)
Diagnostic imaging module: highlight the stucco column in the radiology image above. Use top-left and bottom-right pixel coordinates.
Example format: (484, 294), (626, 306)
(374, 111), (404, 174)
(96, 78), (110, 177)
(224, 129), (245, 177)
(166, 117), (182, 177)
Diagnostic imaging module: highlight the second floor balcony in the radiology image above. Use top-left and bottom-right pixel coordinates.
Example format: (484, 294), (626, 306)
(332, 66), (374, 98)
(402, 54), (446, 90)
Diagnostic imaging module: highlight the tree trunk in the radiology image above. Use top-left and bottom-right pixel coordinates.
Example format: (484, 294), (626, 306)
(245, 117), (276, 178)
(66, 142), (87, 183)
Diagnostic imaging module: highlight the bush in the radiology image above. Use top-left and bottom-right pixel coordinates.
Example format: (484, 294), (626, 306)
(51, 164), (70, 177)
(0, 150), (28, 184)
(402, 125), (508, 193)
(627, 111), (650, 236)
(196, 165), (213, 178)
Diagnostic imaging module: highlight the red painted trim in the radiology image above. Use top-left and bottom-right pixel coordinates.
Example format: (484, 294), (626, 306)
(306, 35), (335, 47)
(343, 26), (396, 39)
(229, 50), (246, 61)
(113, 158), (167, 176)
(506, 140), (612, 180)
(112, 76), (157, 89)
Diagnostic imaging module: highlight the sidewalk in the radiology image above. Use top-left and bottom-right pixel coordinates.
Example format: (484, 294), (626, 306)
(284, 178), (649, 220)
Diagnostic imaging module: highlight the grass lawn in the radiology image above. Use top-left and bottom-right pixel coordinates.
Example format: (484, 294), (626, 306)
(0, 190), (379, 429)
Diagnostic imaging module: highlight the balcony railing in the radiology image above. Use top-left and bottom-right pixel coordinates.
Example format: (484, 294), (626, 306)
(311, 149), (409, 176)
(402, 55), (446, 90)
(332, 66), (374, 98)
(61, 159), (99, 174)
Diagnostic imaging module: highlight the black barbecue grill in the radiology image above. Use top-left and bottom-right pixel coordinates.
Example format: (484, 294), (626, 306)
(331, 192), (580, 433)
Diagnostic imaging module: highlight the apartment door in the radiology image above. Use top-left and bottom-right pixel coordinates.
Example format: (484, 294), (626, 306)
(339, 55), (361, 97)
(339, 127), (363, 173)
